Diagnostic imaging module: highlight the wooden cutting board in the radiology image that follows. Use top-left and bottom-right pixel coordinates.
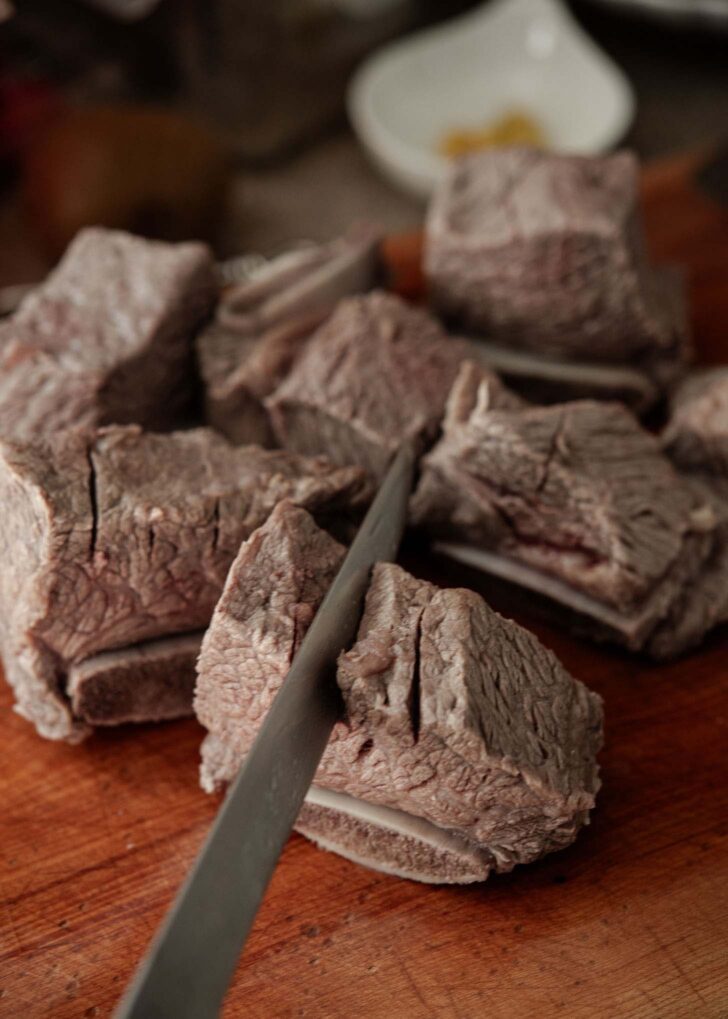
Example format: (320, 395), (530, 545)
(1, 152), (727, 1019)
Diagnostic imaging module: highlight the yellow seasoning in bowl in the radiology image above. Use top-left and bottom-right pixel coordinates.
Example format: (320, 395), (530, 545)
(439, 110), (546, 158)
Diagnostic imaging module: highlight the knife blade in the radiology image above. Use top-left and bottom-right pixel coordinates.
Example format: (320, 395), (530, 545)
(114, 442), (416, 1019)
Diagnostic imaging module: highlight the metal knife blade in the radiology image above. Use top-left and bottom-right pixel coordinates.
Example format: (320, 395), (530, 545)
(114, 442), (416, 1019)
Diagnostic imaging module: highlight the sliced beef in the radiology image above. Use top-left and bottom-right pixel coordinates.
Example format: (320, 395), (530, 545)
(196, 500), (347, 791)
(411, 371), (719, 657)
(0, 227), (216, 440)
(196, 507), (603, 884)
(266, 291), (483, 477)
(197, 229), (380, 446)
(0, 426), (366, 741)
(663, 367), (728, 476)
(426, 148), (689, 398)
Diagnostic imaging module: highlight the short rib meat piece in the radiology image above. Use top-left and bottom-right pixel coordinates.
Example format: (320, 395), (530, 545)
(195, 500), (347, 791)
(0, 426), (366, 741)
(197, 229), (380, 446)
(266, 290), (481, 477)
(411, 366), (720, 657)
(0, 227), (216, 440)
(195, 505), (603, 884)
(658, 368), (728, 653)
(197, 313), (326, 448)
(425, 148), (689, 403)
(663, 367), (728, 477)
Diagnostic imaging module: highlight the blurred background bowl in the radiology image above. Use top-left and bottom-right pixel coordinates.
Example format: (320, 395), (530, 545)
(348, 0), (635, 197)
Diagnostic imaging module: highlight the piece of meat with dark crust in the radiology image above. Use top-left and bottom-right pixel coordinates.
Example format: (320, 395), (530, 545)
(0, 227), (216, 439)
(0, 426), (366, 742)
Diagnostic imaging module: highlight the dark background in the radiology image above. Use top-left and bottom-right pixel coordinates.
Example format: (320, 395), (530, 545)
(1, 0), (726, 279)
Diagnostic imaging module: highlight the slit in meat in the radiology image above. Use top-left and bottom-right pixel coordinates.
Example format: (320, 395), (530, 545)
(86, 448), (98, 561)
(211, 497), (221, 553)
(410, 611), (422, 744)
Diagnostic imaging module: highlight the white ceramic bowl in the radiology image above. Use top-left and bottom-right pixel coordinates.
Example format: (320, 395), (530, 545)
(347, 0), (636, 198)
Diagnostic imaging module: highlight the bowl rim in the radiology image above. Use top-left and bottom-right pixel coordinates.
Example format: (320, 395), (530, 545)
(347, 0), (636, 197)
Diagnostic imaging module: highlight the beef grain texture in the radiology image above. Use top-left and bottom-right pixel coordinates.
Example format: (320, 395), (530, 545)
(0, 426), (366, 741)
(195, 500), (347, 791)
(195, 503), (603, 884)
(0, 227), (216, 441)
(411, 367), (721, 658)
(197, 229), (380, 447)
(659, 372), (728, 655)
(265, 290), (482, 477)
(197, 313), (324, 448)
(426, 148), (688, 375)
(663, 367), (728, 476)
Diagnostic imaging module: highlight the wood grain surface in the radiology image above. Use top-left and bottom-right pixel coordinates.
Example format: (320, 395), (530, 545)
(2, 154), (727, 1019)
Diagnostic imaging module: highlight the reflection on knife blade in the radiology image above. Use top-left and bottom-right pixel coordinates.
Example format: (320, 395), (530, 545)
(115, 441), (415, 1019)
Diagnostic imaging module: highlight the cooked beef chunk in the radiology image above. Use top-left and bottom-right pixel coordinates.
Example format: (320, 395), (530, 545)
(197, 230), (381, 446)
(196, 507), (603, 884)
(426, 148), (689, 397)
(266, 291), (482, 477)
(644, 497), (728, 658)
(0, 426), (366, 742)
(657, 372), (728, 653)
(663, 367), (728, 476)
(196, 500), (347, 790)
(68, 633), (203, 726)
(197, 313), (324, 447)
(411, 370), (719, 657)
(0, 227), (216, 440)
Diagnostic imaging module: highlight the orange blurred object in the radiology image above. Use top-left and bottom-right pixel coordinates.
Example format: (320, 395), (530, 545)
(439, 110), (546, 159)
(22, 105), (231, 257)
(380, 230), (425, 300)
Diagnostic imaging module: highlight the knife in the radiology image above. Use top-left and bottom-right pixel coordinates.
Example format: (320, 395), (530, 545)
(114, 442), (416, 1019)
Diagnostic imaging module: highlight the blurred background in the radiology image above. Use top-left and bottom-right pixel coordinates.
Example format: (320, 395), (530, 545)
(0, 0), (727, 287)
